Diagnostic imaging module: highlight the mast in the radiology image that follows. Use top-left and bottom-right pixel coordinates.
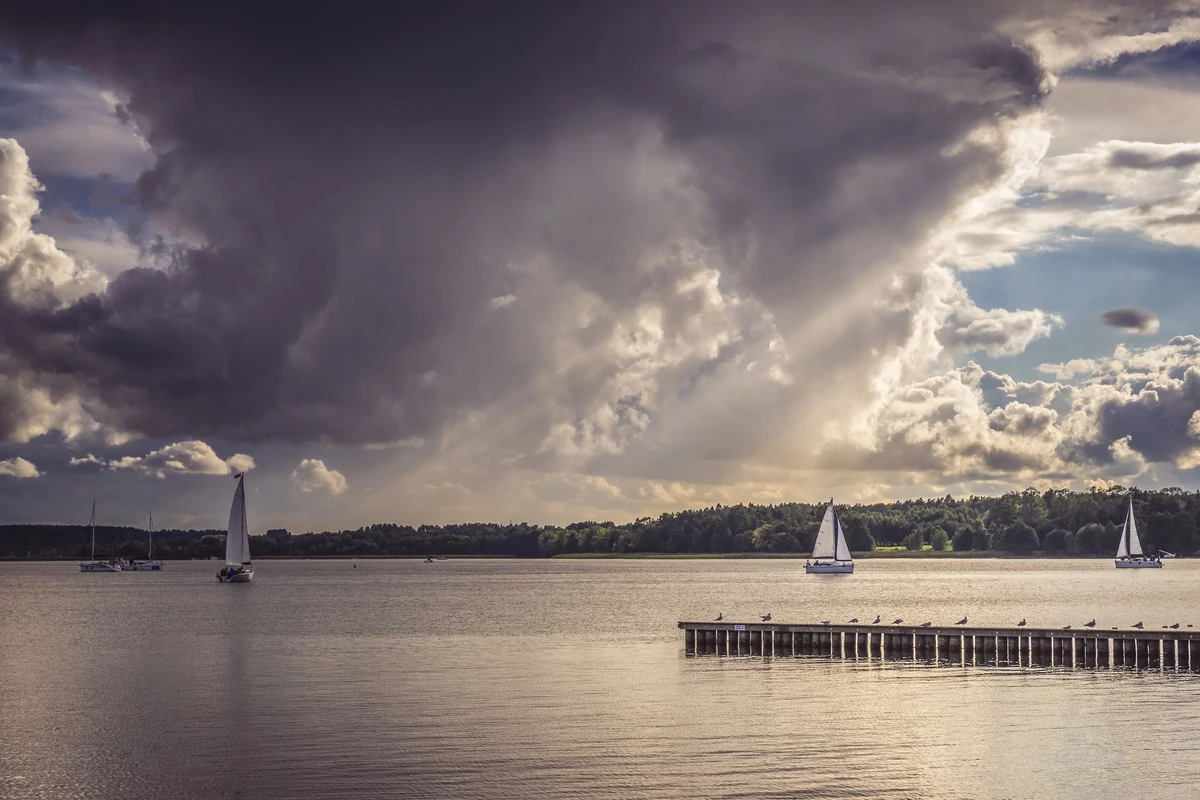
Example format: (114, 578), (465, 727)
(148, 511), (154, 559)
(240, 475), (251, 565)
(90, 500), (96, 560)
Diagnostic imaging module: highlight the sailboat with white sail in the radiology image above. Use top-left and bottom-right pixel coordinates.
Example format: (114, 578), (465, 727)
(217, 472), (254, 583)
(806, 498), (854, 574)
(127, 512), (164, 571)
(1115, 496), (1162, 569)
(79, 500), (121, 572)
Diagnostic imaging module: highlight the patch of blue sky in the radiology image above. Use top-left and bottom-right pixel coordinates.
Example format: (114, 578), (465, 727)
(1066, 41), (1200, 80)
(959, 231), (1200, 381)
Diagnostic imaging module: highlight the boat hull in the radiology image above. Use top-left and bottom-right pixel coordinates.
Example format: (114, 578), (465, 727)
(218, 568), (254, 583)
(80, 562), (121, 572)
(1115, 559), (1162, 569)
(806, 562), (854, 574)
(128, 561), (164, 571)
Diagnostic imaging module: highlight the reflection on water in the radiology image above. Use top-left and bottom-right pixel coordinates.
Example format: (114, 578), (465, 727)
(2, 558), (1200, 799)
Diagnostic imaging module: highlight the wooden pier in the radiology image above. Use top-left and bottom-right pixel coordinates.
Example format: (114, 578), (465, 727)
(679, 621), (1200, 671)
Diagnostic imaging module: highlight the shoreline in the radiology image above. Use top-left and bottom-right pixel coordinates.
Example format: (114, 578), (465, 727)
(1, 552), (1167, 562)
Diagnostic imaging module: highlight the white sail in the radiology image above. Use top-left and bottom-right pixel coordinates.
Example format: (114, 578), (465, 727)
(1126, 499), (1143, 556)
(834, 513), (852, 562)
(226, 475), (251, 565)
(812, 504), (836, 559)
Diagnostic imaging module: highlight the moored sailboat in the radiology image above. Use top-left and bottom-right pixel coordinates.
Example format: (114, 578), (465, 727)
(79, 501), (121, 572)
(127, 512), (164, 571)
(806, 498), (854, 574)
(217, 473), (254, 582)
(1115, 496), (1162, 569)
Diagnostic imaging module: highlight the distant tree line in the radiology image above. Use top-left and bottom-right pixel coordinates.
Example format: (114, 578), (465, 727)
(3, 486), (1197, 559)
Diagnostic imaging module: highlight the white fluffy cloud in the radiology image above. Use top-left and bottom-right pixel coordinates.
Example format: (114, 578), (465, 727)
(101, 440), (254, 478)
(836, 336), (1200, 486)
(0, 456), (39, 478)
(0, 138), (108, 305)
(0, 138), (122, 446)
(924, 266), (1063, 357)
(941, 138), (1200, 271)
(292, 459), (348, 495)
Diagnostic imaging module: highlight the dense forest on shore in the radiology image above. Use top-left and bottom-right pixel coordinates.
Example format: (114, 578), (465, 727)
(3, 486), (1198, 560)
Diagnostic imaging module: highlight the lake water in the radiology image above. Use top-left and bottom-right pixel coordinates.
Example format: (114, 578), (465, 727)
(2, 558), (1200, 799)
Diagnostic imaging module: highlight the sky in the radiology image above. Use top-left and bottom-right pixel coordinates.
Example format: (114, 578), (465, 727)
(3, 2), (1200, 532)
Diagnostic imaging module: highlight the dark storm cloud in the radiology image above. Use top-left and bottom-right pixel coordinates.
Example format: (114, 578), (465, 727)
(0, 2), (1134, 448)
(1101, 307), (1160, 333)
(1094, 365), (1200, 463)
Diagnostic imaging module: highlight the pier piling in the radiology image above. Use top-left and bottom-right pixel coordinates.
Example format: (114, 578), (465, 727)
(680, 621), (1200, 674)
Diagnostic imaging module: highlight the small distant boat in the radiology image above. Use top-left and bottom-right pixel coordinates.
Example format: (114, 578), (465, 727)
(1115, 497), (1162, 569)
(80, 501), (121, 572)
(217, 473), (254, 583)
(126, 512), (164, 571)
(1161, 551), (1179, 559)
(806, 498), (854, 574)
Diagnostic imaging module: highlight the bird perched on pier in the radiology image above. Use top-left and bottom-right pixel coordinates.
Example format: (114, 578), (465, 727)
(1170, 623), (1181, 629)
(892, 618), (903, 624)
(955, 617), (967, 625)
(1017, 619), (1027, 627)
(1063, 625), (1071, 630)
(821, 620), (831, 626)
(872, 615), (881, 624)
(920, 622), (932, 628)
(1132, 621), (1144, 629)
(715, 613), (723, 622)
(1084, 620), (1096, 628)
(848, 618), (858, 623)
(761, 613), (772, 622)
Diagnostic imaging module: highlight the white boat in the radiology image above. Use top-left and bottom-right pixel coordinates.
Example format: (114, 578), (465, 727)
(1115, 497), (1162, 569)
(127, 512), (164, 571)
(806, 498), (854, 574)
(79, 500), (121, 572)
(217, 473), (254, 583)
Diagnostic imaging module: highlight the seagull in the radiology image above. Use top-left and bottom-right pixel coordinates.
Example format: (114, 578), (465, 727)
(715, 613), (723, 622)
(1017, 619), (1027, 627)
(848, 618), (859, 623)
(1063, 625), (1072, 630)
(872, 615), (881, 624)
(1170, 623), (1181, 629)
(920, 622), (932, 628)
(761, 613), (772, 622)
(1132, 621), (1144, 629)
(956, 617), (968, 625)
(821, 620), (831, 626)
(1084, 620), (1096, 628)
(892, 618), (904, 624)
